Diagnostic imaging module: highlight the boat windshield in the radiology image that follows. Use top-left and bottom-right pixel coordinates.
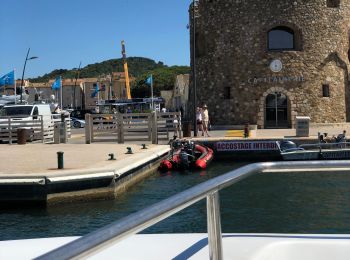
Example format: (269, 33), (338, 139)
(0, 106), (33, 116)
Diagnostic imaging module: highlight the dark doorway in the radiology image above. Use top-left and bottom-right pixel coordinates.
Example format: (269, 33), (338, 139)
(265, 92), (289, 128)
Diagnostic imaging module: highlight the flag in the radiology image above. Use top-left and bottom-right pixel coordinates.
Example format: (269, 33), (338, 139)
(91, 83), (99, 98)
(51, 76), (62, 90)
(0, 71), (15, 86)
(145, 75), (153, 86)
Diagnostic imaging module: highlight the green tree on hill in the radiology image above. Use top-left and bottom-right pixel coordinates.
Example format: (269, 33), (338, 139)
(132, 66), (190, 98)
(29, 57), (166, 83)
(29, 57), (190, 99)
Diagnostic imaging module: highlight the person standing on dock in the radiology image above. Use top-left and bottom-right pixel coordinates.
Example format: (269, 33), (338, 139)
(196, 107), (203, 136)
(336, 130), (347, 148)
(323, 133), (332, 143)
(201, 105), (210, 137)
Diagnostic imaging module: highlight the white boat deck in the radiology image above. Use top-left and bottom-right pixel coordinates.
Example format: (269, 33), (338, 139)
(2, 233), (350, 260)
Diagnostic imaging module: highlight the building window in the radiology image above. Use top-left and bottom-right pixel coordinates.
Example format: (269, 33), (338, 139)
(322, 84), (330, 97)
(268, 26), (295, 51)
(327, 0), (340, 8)
(223, 87), (231, 99)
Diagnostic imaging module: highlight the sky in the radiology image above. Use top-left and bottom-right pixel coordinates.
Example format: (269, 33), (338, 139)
(0, 0), (191, 78)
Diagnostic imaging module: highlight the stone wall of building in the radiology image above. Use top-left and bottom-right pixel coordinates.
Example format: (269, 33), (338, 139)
(191, 0), (350, 128)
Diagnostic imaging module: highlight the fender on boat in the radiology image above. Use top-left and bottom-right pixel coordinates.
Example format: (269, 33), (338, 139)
(159, 160), (172, 172)
(194, 144), (214, 169)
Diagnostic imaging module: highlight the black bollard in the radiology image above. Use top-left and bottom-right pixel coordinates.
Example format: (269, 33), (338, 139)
(108, 153), (116, 160)
(244, 123), (249, 138)
(57, 151), (64, 169)
(126, 147), (133, 154)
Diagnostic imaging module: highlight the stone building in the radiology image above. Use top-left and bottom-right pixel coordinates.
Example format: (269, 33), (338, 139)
(172, 74), (190, 112)
(190, 0), (350, 128)
(160, 74), (190, 112)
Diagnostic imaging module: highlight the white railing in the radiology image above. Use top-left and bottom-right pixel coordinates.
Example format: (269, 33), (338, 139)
(35, 161), (350, 260)
(85, 112), (182, 144)
(0, 115), (53, 144)
(0, 114), (71, 144)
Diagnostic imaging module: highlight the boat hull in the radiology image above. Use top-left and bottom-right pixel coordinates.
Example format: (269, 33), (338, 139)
(281, 149), (350, 161)
(4, 233), (350, 260)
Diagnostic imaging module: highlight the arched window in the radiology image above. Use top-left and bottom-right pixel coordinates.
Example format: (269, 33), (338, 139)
(268, 26), (295, 51)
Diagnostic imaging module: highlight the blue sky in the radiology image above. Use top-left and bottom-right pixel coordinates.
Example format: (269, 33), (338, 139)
(0, 0), (191, 78)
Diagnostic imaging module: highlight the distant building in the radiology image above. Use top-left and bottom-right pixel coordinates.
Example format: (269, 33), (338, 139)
(26, 73), (134, 109)
(159, 74), (189, 114)
(160, 90), (173, 109)
(172, 74), (190, 113)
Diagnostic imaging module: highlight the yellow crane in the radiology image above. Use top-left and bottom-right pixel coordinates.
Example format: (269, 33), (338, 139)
(121, 40), (132, 99)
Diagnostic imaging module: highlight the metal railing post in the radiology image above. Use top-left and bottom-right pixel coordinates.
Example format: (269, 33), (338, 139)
(207, 191), (223, 260)
(8, 117), (12, 145)
(147, 114), (152, 141)
(85, 114), (91, 144)
(113, 114), (118, 142)
(151, 111), (158, 144)
(118, 113), (124, 144)
(41, 115), (45, 143)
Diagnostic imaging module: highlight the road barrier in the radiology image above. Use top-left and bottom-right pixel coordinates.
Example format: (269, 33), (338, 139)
(0, 115), (71, 144)
(85, 112), (182, 144)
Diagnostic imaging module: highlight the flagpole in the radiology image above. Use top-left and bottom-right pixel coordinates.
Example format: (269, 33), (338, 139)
(14, 69), (17, 104)
(151, 74), (154, 110)
(60, 76), (63, 109)
(97, 81), (100, 105)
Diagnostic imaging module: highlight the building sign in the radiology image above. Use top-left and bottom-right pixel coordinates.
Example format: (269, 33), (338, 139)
(216, 141), (279, 151)
(247, 76), (305, 85)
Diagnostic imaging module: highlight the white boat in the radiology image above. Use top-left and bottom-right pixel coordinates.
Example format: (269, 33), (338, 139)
(2, 233), (350, 260)
(0, 92), (28, 106)
(0, 95), (20, 105)
(2, 161), (350, 260)
(278, 140), (350, 161)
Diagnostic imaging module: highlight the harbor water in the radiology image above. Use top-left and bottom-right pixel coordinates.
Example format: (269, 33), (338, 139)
(1, 161), (350, 241)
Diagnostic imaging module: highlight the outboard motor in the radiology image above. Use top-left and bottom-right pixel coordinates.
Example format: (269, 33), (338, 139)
(179, 151), (190, 170)
(279, 140), (298, 152)
(172, 140), (182, 150)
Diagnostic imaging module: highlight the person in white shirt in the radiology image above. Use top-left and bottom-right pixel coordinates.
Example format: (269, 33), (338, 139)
(201, 105), (210, 137)
(196, 107), (204, 136)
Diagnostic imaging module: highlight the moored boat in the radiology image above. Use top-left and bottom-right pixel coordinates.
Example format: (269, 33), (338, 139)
(278, 140), (350, 161)
(159, 140), (214, 172)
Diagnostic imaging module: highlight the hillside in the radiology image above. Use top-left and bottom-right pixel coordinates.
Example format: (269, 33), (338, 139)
(30, 57), (188, 83)
(29, 57), (190, 97)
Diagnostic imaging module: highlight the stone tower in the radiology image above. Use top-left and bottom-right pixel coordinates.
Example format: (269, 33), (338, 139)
(190, 0), (350, 128)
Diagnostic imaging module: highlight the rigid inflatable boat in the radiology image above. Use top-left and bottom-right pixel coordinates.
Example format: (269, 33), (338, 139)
(159, 140), (214, 172)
